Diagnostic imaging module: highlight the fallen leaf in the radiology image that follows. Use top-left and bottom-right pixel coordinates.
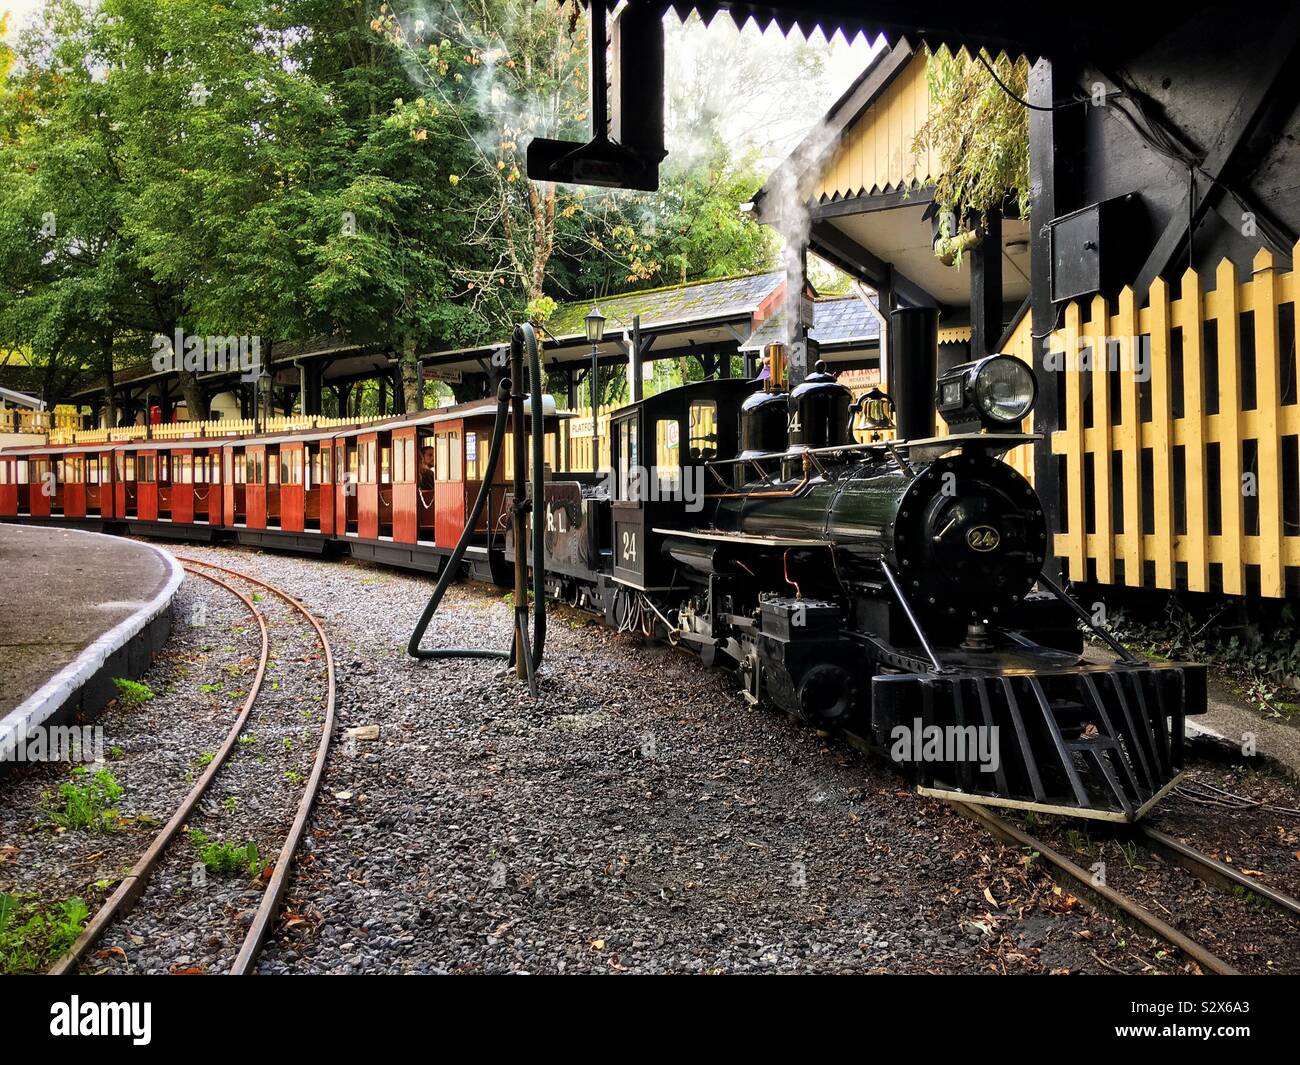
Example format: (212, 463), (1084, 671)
(591, 939), (606, 950)
(983, 887), (998, 907)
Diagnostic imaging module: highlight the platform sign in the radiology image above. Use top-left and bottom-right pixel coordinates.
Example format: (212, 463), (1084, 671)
(424, 367), (462, 383)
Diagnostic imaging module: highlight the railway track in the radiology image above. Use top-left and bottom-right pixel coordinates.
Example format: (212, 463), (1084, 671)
(49, 557), (336, 976)
(952, 798), (1300, 976)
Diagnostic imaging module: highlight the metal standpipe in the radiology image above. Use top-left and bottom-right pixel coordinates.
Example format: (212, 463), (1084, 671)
(508, 323), (547, 694)
(406, 322), (546, 696)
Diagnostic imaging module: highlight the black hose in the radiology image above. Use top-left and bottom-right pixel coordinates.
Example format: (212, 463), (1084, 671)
(406, 378), (512, 661)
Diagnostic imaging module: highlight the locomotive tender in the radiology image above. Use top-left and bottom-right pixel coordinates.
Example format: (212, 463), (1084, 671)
(0, 320), (1205, 822)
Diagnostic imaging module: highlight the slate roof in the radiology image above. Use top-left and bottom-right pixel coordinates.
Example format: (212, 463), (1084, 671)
(545, 272), (784, 340)
(739, 295), (881, 352)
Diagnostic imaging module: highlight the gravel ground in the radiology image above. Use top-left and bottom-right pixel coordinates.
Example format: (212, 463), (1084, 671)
(0, 574), (262, 972)
(166, 544), (1182, 975)
(15, 539), (1283, 975)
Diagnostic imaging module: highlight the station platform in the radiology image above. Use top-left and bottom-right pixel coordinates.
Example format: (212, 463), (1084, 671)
(0, 524), (183, 761)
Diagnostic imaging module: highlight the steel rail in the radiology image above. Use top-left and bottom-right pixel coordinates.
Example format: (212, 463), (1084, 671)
(950, 800), (1240, 975)
(48, 564), (271, 975)
(173, 555), (337, 975)
(1135, 824), (1300, 922)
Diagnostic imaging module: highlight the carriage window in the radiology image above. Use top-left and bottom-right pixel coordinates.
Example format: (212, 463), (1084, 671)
(318, 447), (331, 484)
(87, 457), (99, 485)
(347, 445), (359, 485)
(404, 438), (414, 483)
(126, 456), (136, 481)
(449, 432), (462, 481)
(688, 400), (718, 460)
(268, 451), (279, 485)
(380, 446), (391, 485)
(179, 455), (192, 484)
(142, 455), (155, 482)
(158, 454), (169, 483)
(435, 433), (449, 481)
(55, 458), (65, 484)
(279, 450), (291, 485)
(18, 459), (29, 484)
(655, 418), (680, 493)
(194, 455), (206, 484)
(0, 461), (8, 484)
(293, 449), (303, 485)
(465, 433), (478, 481)
(115, 453), (124, 479)
(101, 456), (111, 483)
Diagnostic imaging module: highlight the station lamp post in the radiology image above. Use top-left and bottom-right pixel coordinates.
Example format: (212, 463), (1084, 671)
(257, 360), (273, 435)
(584, 305), (605, 473)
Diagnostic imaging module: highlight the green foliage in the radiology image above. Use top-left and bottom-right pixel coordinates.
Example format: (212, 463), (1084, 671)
(189, 830), (262, 878)
(0, 892), (90, 973)
(112, 677), (155, 710)
(1109, 597), (1300, 716)
(913, 47), (1030, 258)
(41, 768), (123, 832)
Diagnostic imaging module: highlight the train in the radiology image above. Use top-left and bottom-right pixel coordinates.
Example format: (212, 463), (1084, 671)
(0, 317), (1206, 822)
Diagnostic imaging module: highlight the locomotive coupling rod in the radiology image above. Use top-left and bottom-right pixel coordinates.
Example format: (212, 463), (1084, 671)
(1036, 570), (1141, 664)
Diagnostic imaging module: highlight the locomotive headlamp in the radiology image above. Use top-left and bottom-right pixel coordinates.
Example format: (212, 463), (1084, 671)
(936, 354), (1037, 432)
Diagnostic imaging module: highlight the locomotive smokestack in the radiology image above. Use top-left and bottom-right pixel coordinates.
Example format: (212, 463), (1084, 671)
(888, 307), (938, 441)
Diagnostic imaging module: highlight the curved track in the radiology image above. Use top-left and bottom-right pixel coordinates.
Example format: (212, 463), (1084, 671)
(48, 557), (336, 976)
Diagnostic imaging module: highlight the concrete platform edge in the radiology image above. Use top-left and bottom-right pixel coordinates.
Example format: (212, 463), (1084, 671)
(0, 531), (184, 762)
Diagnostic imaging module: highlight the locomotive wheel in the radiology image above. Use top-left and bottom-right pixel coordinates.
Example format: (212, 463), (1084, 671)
(796, 663), (857, 728)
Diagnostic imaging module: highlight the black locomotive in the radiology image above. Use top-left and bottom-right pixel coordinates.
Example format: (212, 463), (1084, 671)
(511, 315), (1206, 822)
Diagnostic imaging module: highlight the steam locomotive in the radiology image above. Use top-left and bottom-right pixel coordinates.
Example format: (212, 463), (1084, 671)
(514, 313), (1206, 822)
(0, 315), (1205, 821)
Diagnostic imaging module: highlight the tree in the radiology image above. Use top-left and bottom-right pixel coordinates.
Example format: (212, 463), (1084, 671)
(912, 46), (1029, 264)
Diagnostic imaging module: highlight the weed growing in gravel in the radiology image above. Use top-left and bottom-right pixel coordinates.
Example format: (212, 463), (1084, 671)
(285, 770), (303, 785)
(199, 682), (224, 694)
(109, 746), (125, 760)
(41, 768), (123, 832)
(1064, 828), (1092, 854)
(189, 830), (263, 878)
(0, 893), (89, 973)
(112, 678), (155, 710)
(197, 751), (215, 768)
(239, 734), (257, 746)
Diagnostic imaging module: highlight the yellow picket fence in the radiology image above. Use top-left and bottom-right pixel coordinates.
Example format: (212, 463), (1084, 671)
(48, 413), (381, 446)
(1050, 247), (1298, 598)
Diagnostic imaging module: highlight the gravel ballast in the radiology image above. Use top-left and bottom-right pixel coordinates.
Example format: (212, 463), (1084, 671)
(12, 540), (1296, 975)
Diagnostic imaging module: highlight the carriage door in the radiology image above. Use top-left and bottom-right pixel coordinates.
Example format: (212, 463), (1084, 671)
(377, 432), (394, 539)
(122, 453), (137, 518)
(193, 451), (210, 522)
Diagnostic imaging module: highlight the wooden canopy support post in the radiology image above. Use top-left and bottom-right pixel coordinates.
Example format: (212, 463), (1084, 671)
(970, 207), (1003, 358)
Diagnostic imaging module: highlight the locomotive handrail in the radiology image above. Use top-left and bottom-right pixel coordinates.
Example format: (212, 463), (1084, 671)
(1036, 570), (1142, 665)
(878, 561), (946, 674)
